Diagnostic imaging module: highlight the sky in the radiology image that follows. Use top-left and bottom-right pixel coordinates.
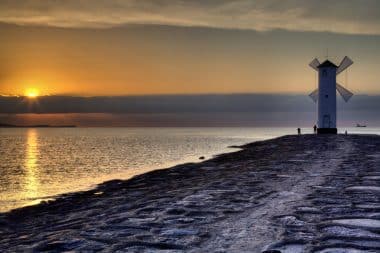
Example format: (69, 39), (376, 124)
(0, 1), (379, 126)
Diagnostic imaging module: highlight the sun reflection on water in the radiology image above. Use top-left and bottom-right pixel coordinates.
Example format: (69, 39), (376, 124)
(24, 128), (41, 205)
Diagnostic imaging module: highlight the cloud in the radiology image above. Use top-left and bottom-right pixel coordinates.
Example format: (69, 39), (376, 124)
(0, 93), (378, 114)
(0, 94), (309, 114)
(1, 94), (379, 126)
(0, 0), (380, 35)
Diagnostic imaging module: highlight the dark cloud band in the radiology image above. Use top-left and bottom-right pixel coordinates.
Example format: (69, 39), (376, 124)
(0, 94), (378, 114)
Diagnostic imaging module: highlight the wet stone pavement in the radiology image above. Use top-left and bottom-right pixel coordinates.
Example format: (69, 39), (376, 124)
(265, 135), (380, 253)
(0, 134), (379, 252)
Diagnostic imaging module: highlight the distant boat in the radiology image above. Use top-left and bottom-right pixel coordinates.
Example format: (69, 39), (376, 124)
(356, 123), (367, 127)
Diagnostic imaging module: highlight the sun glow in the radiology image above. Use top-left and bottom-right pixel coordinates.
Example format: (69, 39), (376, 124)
(25, 88), (40, 98)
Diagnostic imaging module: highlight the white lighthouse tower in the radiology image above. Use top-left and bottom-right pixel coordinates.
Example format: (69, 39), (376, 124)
(308, 56), (354, 134)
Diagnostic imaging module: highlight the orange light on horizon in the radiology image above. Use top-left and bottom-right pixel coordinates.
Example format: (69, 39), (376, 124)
(25, 88), (40, 98)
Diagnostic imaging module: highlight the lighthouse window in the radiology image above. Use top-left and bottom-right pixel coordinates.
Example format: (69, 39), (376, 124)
(322, 70), (327, 76)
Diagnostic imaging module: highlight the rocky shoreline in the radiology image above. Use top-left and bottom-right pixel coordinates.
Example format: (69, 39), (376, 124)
(1, 134), (380, 252)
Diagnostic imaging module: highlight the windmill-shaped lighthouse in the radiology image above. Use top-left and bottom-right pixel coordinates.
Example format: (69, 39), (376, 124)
(309, 56), (354, 134)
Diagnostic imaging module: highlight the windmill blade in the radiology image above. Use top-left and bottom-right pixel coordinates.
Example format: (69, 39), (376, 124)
(336, 56), (353, 75)
(336, 83), (353, 102)
(309, 58), (320, 71)
(309, 88), (319, 103)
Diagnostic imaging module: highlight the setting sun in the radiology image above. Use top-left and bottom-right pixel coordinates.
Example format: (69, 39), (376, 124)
(25, 88), (40, 98)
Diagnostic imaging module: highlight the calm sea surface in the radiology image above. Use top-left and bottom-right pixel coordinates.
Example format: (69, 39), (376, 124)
(0, 127), (378, 212)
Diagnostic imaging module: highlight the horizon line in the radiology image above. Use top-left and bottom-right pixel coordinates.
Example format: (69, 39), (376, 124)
(1, 92), (378, 98)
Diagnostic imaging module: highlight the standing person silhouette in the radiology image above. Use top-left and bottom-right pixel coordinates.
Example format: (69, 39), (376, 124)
(297, 128), (301, 135)
(313, 124), (317, 134)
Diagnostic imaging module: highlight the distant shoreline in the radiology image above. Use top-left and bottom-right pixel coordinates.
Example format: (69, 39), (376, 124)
(0, 123), (76, 128)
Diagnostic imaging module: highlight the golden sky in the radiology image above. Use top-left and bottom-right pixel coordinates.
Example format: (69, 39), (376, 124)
(0, 1), (380, 96)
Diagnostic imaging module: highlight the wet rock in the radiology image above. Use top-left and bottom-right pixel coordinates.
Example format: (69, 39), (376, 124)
(160, 228), (199, 236)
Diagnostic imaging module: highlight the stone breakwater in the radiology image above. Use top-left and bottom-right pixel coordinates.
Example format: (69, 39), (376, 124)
(0, 134), (380, 252)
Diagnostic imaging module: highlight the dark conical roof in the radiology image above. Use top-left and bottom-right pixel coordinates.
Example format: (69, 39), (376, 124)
(318, 60), (338, 68)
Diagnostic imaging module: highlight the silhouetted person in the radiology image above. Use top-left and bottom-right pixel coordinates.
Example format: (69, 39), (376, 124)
(297, 128), (301, 135)
(313, 124), (317, 134)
